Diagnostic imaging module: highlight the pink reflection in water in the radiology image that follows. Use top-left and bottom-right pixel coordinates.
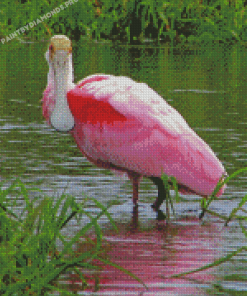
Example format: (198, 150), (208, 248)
(69, 217), (222, 295)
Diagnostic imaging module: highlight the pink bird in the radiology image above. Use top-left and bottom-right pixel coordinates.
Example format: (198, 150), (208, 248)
(42, 35), (226, 213)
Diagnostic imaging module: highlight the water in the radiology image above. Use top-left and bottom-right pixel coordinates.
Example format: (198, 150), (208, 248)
(0, 39), (246, 295)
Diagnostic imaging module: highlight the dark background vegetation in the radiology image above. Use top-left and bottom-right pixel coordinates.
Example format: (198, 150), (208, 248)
(1, 0), (247, 44)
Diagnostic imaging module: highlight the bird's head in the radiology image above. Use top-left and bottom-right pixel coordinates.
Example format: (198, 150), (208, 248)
(45, 35), (75, 132)
(47, 35), (72, 64)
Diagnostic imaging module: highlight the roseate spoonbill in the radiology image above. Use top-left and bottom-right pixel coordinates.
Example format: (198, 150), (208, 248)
(42, 35), (226, 213)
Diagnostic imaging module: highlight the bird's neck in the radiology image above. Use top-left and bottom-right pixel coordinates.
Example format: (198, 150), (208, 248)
(55, 66), (69, 100)
(49, 56), (75, 132)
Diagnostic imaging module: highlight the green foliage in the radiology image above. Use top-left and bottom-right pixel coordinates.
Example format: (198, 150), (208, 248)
(1, 0), (247, 44)
(0, 179), (144, 295)
(160, 173), (177, 221)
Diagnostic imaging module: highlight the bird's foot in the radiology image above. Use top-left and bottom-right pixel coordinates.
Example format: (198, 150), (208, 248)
(132, 203), (139, 226)
(156, 209), (166, 221)
(151, 204), (166, 221)
(151, 202), (160, 211)
(199, 209), (205, 219)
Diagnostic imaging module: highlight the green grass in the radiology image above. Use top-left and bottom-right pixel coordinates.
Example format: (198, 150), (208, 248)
(0, 179), (145, 295)
(1, 0), (247, 44)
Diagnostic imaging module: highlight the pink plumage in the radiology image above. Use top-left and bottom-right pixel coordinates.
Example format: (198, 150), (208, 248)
(43, 35), (226, 212)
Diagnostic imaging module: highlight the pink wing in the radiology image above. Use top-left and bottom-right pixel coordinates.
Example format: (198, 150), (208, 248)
(67, 75), (225, 197)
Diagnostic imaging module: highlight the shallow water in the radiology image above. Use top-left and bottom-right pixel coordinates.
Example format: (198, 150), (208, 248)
(56, 199), (246, 296)
(0, 40), (247, 295)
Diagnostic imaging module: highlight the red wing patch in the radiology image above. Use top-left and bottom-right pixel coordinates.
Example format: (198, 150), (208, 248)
(67, 87), (127, 125)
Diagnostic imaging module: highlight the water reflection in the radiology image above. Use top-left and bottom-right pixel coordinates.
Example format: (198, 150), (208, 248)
(67, 218), (222, 295)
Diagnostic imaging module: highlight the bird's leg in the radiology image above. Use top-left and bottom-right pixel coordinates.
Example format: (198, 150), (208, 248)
(128, 172), (141, 206)
(149, 177), (167, 210)
(132, 175), (140, 206)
